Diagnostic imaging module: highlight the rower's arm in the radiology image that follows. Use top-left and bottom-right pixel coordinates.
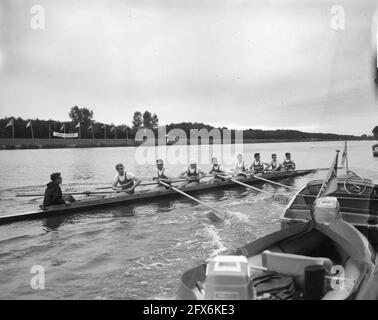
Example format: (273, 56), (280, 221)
(178, 169), (187, 179)
(198, 169), (206, 180)
(130, 178), (141, 191)
(112, 176), (119, 190)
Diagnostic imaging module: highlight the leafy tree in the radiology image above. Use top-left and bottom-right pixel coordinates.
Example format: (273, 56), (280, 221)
(142, 111), (153, 129)
(372, 126), (378, 140)
(68, 106), (94, 138)
(152, 113), (159, 129)
(69, 106), (93, 126)
(132, 111), (143, 133)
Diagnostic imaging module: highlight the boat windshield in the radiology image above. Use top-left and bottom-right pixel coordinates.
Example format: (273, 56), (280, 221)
(291, 183), (378, 214)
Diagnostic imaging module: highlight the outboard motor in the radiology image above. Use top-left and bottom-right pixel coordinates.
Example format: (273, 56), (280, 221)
(204, 255), (256, 300)
(313, 197), (341, 224)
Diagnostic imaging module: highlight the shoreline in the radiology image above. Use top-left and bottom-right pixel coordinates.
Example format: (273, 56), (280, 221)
(0, 138), (374, 150)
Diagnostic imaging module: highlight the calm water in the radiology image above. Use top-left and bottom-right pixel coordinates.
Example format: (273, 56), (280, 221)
(0, 140), (377, 299)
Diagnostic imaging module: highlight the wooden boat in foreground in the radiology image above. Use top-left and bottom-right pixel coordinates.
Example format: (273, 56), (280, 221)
(177, 197), (377, 300)
(0, 169), (313, 225)
(280, 173), (378, 245)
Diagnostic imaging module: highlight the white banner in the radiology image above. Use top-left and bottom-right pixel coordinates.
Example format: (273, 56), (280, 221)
(53, 131), (79, 138)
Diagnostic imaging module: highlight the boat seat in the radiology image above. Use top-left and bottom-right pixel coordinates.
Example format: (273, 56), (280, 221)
(261, 250), (333, 277)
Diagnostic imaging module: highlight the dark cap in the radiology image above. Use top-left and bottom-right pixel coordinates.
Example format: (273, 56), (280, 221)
(285, 152), (291, 157)
(254, 153), (260, 157)
(272, 153), (277, 157)
(50, 172), (61, 181)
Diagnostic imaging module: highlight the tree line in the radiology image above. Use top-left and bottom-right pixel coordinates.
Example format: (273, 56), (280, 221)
(0, 107), (159, 139)
(0, 107), (372, 141)
(166, 122), (371, 141)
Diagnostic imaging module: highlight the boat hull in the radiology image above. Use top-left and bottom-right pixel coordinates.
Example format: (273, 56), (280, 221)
(0, 169), (313, 225)
(177, 221), (376, 300)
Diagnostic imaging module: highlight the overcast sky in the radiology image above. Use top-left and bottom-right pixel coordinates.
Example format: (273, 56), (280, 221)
(0, 0), (377, 135)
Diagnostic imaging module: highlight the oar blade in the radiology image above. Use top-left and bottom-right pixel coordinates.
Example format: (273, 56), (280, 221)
(206, 209), (227, 223)
(272, 194), (290, 204)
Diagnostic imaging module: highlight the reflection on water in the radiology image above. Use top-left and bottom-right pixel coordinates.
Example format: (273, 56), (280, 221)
(0, 141), (377, 299)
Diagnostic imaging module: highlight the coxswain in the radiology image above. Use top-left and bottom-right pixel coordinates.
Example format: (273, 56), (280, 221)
(249, 153), (267, 175)
(153, 159), (172, 190)
(267, 154), (281, 171)
(179, 159), (205, 187)
(43, 172), (76, 208)
(208, 157), (226, 184)
(282, 153), (296, 171)
(112, 163), (141, 193)
(233, 154), (247, 179)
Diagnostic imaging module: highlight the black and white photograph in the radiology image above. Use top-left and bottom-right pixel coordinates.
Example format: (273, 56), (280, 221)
(1, 0), (378, 307)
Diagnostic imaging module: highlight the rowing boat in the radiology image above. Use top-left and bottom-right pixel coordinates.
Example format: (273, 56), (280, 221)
(177, 197), (377, 300)
(0, 169), (313, 225)
(280, 172), (378, 245)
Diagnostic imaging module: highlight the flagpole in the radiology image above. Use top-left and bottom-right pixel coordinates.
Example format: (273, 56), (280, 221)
(104, 126), (107, 140)
(49, 123), (51, 140)
(31, 123), (34, 141)
(115, 128), (117, 140)
(345, 141), (349, 173)
(311, 150), (340, 224)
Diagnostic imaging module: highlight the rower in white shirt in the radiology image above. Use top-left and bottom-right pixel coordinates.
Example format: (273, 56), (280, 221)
(179, 159), (205, 188)
(267, 153), (281, 172)
(208, 157), (226, 184)
(233, 154), (248, 179)
(153, 159), (173, 191)
(112, 163), (141, 194)
(249, 153), (268, 175)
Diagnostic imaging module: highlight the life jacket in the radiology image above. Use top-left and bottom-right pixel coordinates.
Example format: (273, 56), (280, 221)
(118, 172), (134, 188)
(283, 159), (295, 170)
(210, 164), (223, 174)
(252, 160), (264, 173)
(235, 160), (246, 172)
(157, 168), (168, 179)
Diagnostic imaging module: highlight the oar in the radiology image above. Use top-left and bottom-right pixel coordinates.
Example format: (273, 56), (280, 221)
(307, 166), (343, 172)
(158, 181), (226, 222)
(95, 178), (192, 190)
(217, 175), (289, 203)
(95, 175), (216, 190)
(251, 174), (298, 191)
(16, 190), (132, 197)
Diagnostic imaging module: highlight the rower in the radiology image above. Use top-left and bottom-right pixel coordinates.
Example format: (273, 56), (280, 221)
(179, 159), (205, 188)
(250, 153), (267, 175)
(208, 157), (226, 184)
(112, 163), (141, 193)
(153, 159), (172, 190)
(233, 154), (247, 179)
(43, 172), (76, 208)
(282, 152), (296, 171)
(267, 154), (281, 172)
